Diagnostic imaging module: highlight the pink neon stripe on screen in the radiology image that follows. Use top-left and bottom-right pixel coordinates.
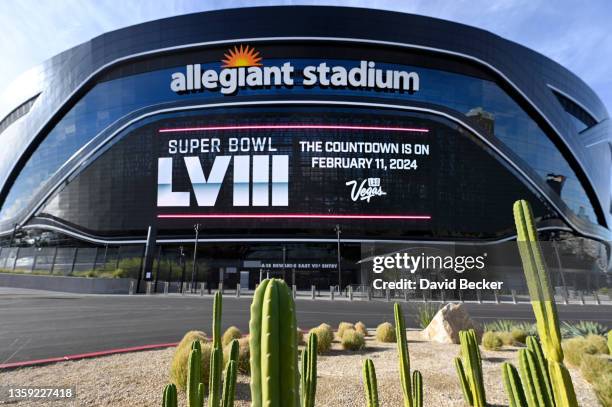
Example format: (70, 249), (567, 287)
(158, 124), (429, 133)
(157, 214), (431, 220)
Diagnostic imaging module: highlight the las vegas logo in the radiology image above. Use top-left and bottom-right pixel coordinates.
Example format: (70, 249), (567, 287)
(346, 178), (387, 203)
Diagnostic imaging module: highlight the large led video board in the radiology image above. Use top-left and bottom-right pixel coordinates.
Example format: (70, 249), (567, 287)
(40, 107), (552, 239)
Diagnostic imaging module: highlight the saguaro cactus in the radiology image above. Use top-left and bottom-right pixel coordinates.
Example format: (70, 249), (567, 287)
(394, 302), (423, 407)
(454, 329), (486, 407)
(513, 200), (578, 407)
(301, 332), (318, 407)
(363, 358), (379, 407)
(163, 383), (178, 407)
(187, 340), (203, 407)
(249, 278), (299, 407)
(501, 362), (527, 407)
(208, 291), (223, 407)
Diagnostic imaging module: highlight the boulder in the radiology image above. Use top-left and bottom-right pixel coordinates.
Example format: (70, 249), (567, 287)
(421, 303), (482, 344)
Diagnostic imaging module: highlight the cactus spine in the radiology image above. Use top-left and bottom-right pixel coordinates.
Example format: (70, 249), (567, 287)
(501, 362), (527, 407)
(412, 370), (423, 407)
(394, 303), (423, 407)
(513, 200), (578, 407)
(301, 332), (318, 407)
(187, 340), (203, 407)
(363, 358), (379, 407)
(454, 329), (486, 407)
(249, 279), (299, 407)
(208, 291), (223, 407)
(163, 383), (178, 407)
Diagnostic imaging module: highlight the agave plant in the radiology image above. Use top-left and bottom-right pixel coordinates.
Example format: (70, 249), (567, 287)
(561, 321), (608, 338)
(414, 303), (439, 329)
(484, 320), (537, 336)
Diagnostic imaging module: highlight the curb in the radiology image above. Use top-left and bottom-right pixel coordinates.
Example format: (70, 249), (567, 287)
(0, 342), (179, 370)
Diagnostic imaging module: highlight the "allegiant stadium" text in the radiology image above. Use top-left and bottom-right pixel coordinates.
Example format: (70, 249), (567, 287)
(170, 60), (420, 95)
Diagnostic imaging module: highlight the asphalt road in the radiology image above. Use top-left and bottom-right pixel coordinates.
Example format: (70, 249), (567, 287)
(1, 290), (611, 364)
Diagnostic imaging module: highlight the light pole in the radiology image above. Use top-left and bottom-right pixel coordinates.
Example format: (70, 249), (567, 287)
(179, 245), (186, 293)
(191, 224), (200, 293)
(334, 224), (342, 291)
(282, 245), (287, 281)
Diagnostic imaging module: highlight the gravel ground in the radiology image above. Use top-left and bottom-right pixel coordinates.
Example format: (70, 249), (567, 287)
(0, 330), (599, 406)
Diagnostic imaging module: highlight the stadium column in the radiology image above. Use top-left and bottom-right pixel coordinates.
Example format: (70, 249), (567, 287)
(137, 225), (157, 294)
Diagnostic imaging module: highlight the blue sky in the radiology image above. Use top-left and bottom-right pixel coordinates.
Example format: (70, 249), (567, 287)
(0, 0), (611, 112)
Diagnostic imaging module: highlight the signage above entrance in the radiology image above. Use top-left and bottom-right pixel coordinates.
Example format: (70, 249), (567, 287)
(170, 45), (420, 96)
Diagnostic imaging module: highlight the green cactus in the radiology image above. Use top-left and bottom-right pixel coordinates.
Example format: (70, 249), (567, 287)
(300, 332), (318, 407)
(412, 370), (423, 407)
(208, 347), (222, 407)
(501, 362), (527, 407)
(249, 279), (299, 407)
(163, 383), (178, 407)
(394, 302), (423, 407)
(187, 341), (203, 407)
(608, 330), (612, 354)
(513, 200), (578, 407)
(221, 360), (237, 407)
(363, 358), (379, 407)
(208, 291), (223, 407)
(525, 336), (554, 405)
(518, 348), (553, 407)
(454, 329), (486, 407)
(228, 339), (239, 367)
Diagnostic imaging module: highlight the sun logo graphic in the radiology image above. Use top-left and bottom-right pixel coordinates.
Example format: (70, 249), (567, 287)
(221, 45), (262, 67)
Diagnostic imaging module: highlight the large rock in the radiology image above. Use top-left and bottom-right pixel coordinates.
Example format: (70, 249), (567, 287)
(421, 303), (482, 344)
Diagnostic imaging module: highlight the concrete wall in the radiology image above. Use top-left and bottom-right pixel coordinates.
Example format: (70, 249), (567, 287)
(0, 272), (134, 294)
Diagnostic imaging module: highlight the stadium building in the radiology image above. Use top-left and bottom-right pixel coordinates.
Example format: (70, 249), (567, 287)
(0, 7), (610, 294)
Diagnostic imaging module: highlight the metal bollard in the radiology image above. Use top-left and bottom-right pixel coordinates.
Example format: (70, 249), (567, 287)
(563, 291), (569, 305)
(293, 284), (297, 300)
(367, 287), (372, 301)
(330, 286), (335, 300)
(219, 282), (224, 295)
(129, 280), (135, 295)
(385, 288), (390, 302)
(511, 289), (517, 304)
(579, 291), (585, 305)
(146, 282), (152, 295)
(440, 290), (445, 304)
(311, 285), (315, 300)
(593, 291), (600, 305)
(404, 290), (409, 302)
(349, 286), (353, 301)
(181, 282), (186, 295)
(236, 284), (241, 298)
(494, 290), (499, 304)
(164, 281), (169, 295)
(459, 290), (464, 303)
(477, 290), (482, 304)
(200, 282), (205, 296)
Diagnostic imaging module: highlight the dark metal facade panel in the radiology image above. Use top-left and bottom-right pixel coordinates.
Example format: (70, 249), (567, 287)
(0, 6), (610, 237)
